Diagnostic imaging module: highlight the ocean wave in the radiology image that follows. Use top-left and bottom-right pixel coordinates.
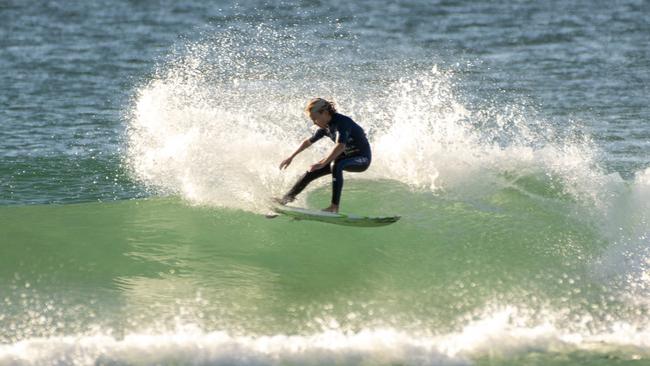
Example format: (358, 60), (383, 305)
(4, 307), (650, 366)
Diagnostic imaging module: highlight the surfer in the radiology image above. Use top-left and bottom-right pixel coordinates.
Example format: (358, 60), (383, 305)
(277, 98), (372, 213)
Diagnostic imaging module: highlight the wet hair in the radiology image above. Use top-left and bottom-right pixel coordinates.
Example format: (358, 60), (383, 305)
(304, 98), (337, 115)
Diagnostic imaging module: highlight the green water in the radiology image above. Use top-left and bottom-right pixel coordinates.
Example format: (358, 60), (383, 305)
(2, 179), (624, 339)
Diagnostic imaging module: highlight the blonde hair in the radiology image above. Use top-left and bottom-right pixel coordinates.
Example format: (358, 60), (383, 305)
(305, 98), (337, 115)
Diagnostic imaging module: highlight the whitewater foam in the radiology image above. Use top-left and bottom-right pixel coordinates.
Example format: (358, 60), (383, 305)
(4, 306), (650, 366)
(591, 167), (650, 302)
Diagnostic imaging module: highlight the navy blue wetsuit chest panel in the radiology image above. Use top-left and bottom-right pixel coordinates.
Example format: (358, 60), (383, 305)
(308, 113), (371, 158)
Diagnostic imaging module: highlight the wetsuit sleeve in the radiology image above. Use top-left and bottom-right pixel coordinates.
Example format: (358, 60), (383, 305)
(308, 128), (327, 143)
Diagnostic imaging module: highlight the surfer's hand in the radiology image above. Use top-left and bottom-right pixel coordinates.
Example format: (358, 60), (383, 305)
(309, 162), (326, 172)
(279, 157), (293, 170)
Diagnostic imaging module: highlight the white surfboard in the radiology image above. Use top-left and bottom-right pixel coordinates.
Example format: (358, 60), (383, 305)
(269, 205), (400, 227)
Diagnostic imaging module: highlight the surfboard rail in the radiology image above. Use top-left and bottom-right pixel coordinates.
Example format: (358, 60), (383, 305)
(271, 205), (400, 227)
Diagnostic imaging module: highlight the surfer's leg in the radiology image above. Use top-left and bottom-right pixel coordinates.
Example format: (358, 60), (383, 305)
(281, 165), (332, 203)
(330, 156), (370, 205)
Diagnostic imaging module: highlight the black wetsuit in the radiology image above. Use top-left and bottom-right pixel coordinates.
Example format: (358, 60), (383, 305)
(285, 113), (371, 205)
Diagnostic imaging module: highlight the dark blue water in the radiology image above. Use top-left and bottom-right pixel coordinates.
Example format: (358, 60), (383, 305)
(2, 2), (648, 201)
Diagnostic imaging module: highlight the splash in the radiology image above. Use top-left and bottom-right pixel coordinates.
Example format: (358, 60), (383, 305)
(592, 167), (650, 300)
(126, 22), (606, 213)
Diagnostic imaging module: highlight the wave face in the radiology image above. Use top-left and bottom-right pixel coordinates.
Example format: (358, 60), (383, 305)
(1, 169), (649, 364)
(2, 0), (650, 365)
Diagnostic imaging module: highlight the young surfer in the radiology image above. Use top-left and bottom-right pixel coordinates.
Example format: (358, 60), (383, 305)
(277, 98), (372, 213)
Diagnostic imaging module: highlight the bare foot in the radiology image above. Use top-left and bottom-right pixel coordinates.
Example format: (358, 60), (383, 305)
(322, 204), (339, 213)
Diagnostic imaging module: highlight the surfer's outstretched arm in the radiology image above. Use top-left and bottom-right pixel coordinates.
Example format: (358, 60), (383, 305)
(280, 138), (312, 169)
(309, 143), (345, 172)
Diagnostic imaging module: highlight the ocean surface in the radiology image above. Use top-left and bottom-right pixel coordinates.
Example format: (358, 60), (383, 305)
(1, 0), (649, 365)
